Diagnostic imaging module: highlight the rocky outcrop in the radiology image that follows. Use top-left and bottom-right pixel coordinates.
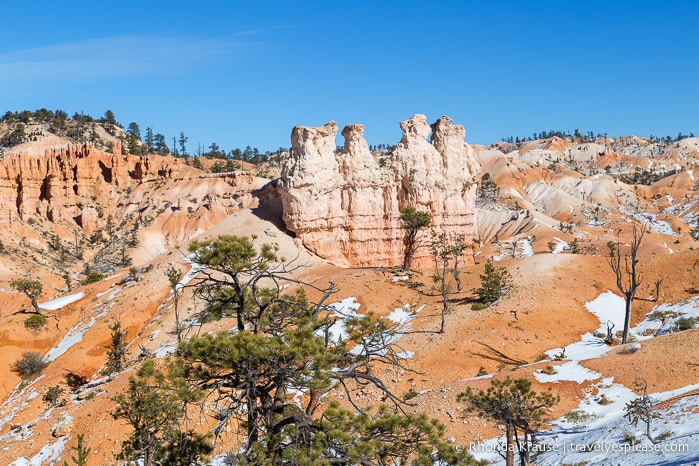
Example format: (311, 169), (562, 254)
(0, 142), (182, 234)
(279, 115), (480, 267)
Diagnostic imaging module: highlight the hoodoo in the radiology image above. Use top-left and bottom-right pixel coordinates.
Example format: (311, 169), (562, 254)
(279, 114), (481, 267)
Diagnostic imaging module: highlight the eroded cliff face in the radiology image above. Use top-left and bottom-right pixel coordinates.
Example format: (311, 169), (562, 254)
(279, 114), (481, 267)
(0, 141), (181, 234)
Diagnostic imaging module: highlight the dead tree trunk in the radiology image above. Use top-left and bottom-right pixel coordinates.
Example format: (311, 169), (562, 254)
(607, 222), (646, 344)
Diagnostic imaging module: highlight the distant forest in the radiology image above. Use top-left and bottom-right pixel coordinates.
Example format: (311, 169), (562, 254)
(0, 108), (287, 166)
(501, 128), (695, 144)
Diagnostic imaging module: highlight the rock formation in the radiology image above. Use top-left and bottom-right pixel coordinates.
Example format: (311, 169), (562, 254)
(0, 141), (181, 234)
(279, 114), (481, 267)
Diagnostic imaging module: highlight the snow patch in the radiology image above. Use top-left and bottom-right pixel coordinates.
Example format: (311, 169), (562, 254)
(551, 237), (568, 254)
(38, 292), (85, 311)
(10, 436), (67, 466)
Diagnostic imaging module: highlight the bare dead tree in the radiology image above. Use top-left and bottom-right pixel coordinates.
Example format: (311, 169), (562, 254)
(429, 232), (468, 333)
(605, 320), (615, 345)
(607, 221), (647, 344)
(653, 278), (663, 302)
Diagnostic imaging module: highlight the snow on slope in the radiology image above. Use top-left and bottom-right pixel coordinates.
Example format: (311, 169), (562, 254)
(471, 294), (699, 465)
(38, 292), (85, 311)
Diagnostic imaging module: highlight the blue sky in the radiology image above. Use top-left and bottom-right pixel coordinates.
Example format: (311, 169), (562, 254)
(1, 1), (697, 152)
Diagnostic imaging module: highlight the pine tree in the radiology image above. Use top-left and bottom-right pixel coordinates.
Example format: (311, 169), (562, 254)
(102, 320), (128, 375)
(475, 260), (514, 305)
(458, 377), (559, 466)
(62, 433), (91, 466)
(10, 278), (44, 315)
(400, 206), (431, 269)
(111, 359), (209, 466)
(177, 235), (483, 465)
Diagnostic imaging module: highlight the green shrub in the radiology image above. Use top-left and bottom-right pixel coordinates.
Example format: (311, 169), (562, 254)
(564, 410), (597, 427)
(24, 314), (48, 331)
(43, 385), (65, 408)
(402, 389), (419, 401)
(677, 316), (698, 331)
(622, 431), (639, 445)
(11, 352), (48, 379)
(472, 301), (490, 311)
(81, 271), (104, 285)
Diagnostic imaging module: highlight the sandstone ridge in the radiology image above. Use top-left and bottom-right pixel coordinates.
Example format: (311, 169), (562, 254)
(0, 141), (181, 234)
(279, 114), (481, 267)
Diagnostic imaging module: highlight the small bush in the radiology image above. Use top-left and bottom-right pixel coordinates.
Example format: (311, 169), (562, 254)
(564, 410), (597, 427)
(11, 352), (48, 379)
(553, 348), (567, 361)
(24, 314), (48, 331)
(622, 431), (639, 445)
(81, 271), (104, 286)
(43, 385), (65, 408)
(472, 302), (490, 311)
(647, 310), (678, 321)
(402, 389), (419, 401)
(656, 431), (674, 442)
(541, 365), (557, 375)
(477, 366), (488, 377)
(615, 330), (636, 343)
(597, 394), (611, 405)
(677, 316), (698, 331)
(620, 342), (641, 354)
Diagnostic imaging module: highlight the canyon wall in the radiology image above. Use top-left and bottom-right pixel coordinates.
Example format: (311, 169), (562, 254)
(279, 114), (481, 267)
(0, 142), (181, 234)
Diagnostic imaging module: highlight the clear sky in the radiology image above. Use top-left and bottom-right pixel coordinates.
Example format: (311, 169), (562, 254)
(1, 1), (697, 152)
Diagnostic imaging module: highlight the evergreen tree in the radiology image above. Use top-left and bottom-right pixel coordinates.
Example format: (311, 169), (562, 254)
(10, 278), (44, 315)
(165, 266), (184, 344)
(61, 433), (91, 466)
(102, 320), (128, 375)
(176, 235), (482, 465)
(178, 132), (188, 157)
(101, 109), (117, 125)
(458, 377), (559, 466)
(111, 359), (209, 466)
(126, 122), (141, 155)
(153, 133), (169, 154)
(475, 260), (514, 305)
(400, 207), (431, 269)
(144, 127), (155, 152)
